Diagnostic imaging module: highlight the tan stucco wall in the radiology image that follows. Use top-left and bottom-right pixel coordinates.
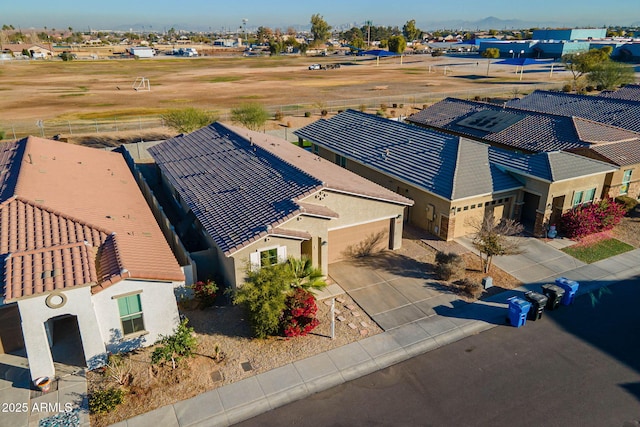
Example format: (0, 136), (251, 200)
(316, 145), (518, 240)
(604, 166), (640, 199)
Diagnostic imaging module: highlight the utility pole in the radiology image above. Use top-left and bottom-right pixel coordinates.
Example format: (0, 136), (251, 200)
(366, 20), (372, 47)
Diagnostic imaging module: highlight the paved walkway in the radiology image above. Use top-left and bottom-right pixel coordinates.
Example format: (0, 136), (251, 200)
(0, 352), (89, 427)
(112, 243), (640, 427)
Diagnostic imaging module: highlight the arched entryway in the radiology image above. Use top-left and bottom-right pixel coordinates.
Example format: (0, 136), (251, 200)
(45, 315), (87, 367)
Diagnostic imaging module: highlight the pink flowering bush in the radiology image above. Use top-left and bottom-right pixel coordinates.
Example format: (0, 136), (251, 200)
(280, 288), (319, 337)
(560, 198), (626, 239)
(190, 279), (218, 308)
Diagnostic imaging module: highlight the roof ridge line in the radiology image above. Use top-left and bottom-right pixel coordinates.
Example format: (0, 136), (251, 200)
(12, 195), (113, 236)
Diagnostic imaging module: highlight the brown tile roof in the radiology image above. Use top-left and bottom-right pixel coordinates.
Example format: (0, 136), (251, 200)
(298, 202), (340, 219)
(0, 137), (183, 301)
(223, 124), (413, 206)
(269, 228), (312, 240)
(572, 117), (640, 144)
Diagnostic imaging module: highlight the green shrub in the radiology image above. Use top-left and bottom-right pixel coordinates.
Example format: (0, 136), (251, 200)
(151, 318), (197, 369)
(435, 251), (466, 281)
(0, 129), (5, 141)
(89, 387), (125, 414)
(560, 197), (627, 239)
(615, 195), (638, 214)
(359, 104), (366, 112)
(376, 110), (385, 116)
(380, 103), (388, 111)
(562, 84), (572, 92)
(304, 111), (311, 117)
(320, 109), (328, 116)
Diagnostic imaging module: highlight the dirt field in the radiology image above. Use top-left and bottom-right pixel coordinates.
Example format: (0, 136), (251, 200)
(0, 54), (566, 124)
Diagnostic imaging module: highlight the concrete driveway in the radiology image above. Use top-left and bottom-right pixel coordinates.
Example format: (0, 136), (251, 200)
(328, 242), (459, 331)
(455, 236), (586, 284)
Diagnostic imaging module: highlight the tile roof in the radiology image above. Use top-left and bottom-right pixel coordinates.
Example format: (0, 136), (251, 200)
(148, 123), (325, 256)
(407, 98), (640, 153)
(599, 84), (640, 101)
(225, 124), (413, 206)
(0, 137), (183, 302)
(295, 110), (523, 201)
(506, 90), (640, 133)
(572, 139), (640, 167)
(488, 149), (616, 182)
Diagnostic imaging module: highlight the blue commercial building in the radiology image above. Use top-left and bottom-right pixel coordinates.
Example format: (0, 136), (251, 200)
(532, 28), (607, 41)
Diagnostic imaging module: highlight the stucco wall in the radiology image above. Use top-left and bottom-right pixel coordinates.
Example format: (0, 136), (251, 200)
(17, 286), (105, 381)
(92, 279), (182, 354)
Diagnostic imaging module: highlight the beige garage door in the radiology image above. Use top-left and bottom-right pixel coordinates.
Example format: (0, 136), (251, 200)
(328, 219), (390, 263)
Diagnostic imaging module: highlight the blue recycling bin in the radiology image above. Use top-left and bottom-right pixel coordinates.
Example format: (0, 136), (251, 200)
(507, 297), (531, 328)
(555, 277), (580, 305)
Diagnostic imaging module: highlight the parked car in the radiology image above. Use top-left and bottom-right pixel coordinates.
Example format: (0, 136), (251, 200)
(308, 64), (321, 70)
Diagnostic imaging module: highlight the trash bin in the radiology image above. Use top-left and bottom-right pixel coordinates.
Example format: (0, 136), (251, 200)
(524, 291), (548, 321)
(555, 277), (580, 305)
(541, 284), (565, 311)
(507, 297), (531, 328)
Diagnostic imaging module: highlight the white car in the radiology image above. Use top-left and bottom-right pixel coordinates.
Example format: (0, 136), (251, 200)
(308, 64), (321, 70)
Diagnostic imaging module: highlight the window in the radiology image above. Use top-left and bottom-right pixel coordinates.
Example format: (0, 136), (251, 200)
(334, 153), (346, 168)
(260, 248), (278, 267)
(584, 188), (596, 204)
(250, 246), (287, 270)
(312, 144), (319, 154)
(620, 169), (632, 195)
(573, 188), (596, 207)
(117, 294), (145, 336)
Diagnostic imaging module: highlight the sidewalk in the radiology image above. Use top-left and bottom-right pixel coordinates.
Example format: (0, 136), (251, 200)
(115, 245), (640, 427)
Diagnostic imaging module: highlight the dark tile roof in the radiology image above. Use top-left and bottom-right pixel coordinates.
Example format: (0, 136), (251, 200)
(574, 139), (640, 166)
(225, 124), (413, 206)
(295, 110), (523, 200)
(599, 84), (640, 102)
(488, 149), (616, 182)
(148, 123), (324, 256)
(407, 98), (640, 153)
(506, 90), (640, 133)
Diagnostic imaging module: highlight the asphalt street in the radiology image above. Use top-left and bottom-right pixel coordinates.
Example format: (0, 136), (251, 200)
(236, 279), (640, 427)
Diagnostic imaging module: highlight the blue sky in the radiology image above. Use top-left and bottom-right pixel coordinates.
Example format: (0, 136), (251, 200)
(1, 0), (635, 31)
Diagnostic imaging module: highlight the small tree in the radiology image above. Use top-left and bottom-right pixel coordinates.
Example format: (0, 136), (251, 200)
(471, 213), (524, 273)
(481, 48), (500, 76)
(230, 102), (269, 131)
(310, 14), (332, 46)
(151, 318), (198, 370)
(59, 51), (74, 61)
(388, 35), (406, 54)
(587, 61), (636, 90)
(162, 107), (217, 134)
(562, 48), (611, 91)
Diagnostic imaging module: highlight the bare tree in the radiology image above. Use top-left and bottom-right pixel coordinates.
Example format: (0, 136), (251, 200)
(470, 213), (524, 273)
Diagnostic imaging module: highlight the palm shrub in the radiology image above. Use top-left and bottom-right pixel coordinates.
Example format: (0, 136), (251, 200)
(559, 197), (626, 239)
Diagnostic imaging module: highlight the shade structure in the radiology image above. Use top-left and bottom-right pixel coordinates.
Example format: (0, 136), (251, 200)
(493, 57), (547, 66)
(362, 49), (400, 57)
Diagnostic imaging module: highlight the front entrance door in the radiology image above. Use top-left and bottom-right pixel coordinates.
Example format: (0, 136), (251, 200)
(45, 315), (86, 367)
(521, 192), (541, 232)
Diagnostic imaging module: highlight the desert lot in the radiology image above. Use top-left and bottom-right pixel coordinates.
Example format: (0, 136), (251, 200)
(0, 54), (565, 127)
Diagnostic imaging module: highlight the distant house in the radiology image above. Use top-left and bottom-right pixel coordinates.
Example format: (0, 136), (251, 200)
(0, 137), (184, 383)
(148, 123), (412, 288)
(2, 43), (54, 59)
(295, 110), (615, 238)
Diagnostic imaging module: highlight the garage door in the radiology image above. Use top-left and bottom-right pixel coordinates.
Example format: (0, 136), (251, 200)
(328, 219), (390, 263)
(0, 305), (24, 354)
